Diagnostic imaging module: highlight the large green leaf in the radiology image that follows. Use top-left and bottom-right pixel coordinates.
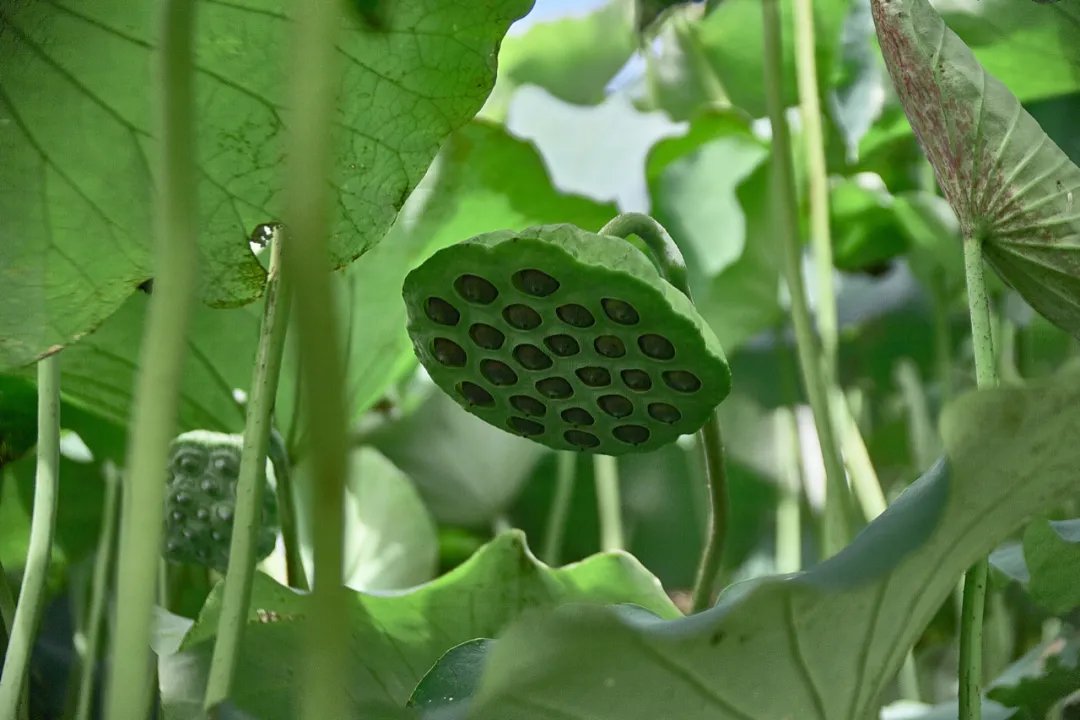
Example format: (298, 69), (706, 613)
(872, 0), (1080, 338)
(990, 518), (1080, 616)
(158, 532), (679, 719)
(0, 0), (531, 369)
(417, 366), (1080, 720)
(695, 0), (852, 117)
(937, 0), (1080, 102)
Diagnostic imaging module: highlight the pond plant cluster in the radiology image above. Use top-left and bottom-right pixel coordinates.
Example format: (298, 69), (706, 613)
(0, 0), (1079, 719)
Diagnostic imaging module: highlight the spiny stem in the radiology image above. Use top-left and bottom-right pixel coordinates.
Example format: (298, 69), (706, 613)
(205, 230), (292, 709)
(958, 231), (999, 720)
(593, 455), (624, 552)
(105, 0), (201, 714)
(283, 0), (349, 718)
(0, 354), (60, 718)
(690, 414), (729, 611)
(541, 452), (577, 566)
(75, 461), (121, 720)
(761, 0), (852, 557)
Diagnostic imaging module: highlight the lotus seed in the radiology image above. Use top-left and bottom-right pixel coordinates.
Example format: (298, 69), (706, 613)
(433, 337), (467, 367)
(561, 407), (594, 426)
(598, 394), (633, 418)
(425, 297), (460, 326)
(171, 510), (184, 522)
(508, 417), (544, 436)
(556, 304), (595, 328)
(620, 369), (652, 391)
(544, 334), (580, 357)
(200, 478), (221, 496)
(196, 507), (210, 521)
(510, 395), (547, 417)
(564, 429), (600, 449)
(216, 505), (233, 521)
(458, 381), (495, 407)
(594, 335), (626, 358)
(454, 274), (499, 305)
(648, 402), (682, 424)
(513, 344), (554, 370)
(638, 334), (675, 360)
(481, 359), (518, 386)
(173, 492), (191, 505)
(576, 366), (611, 387)
(602, 298), (640, 325)
(614, 425), (650, 445)
(173, 450), (204, 477)
(513, 269), (560, 297)
(663, 370), (702, 392)
(536, 377), (574, 399)
(212, 453), (239, 478)
(503, 304), (543, 330)
(469, 323), (505, 350)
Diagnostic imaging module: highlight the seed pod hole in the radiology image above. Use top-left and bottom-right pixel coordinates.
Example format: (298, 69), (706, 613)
(544, 334), (580, 357)
(638, 334), (675, 360)
(173, 450), (205, 477)
(481, 359), (518, 386)
(513, 344), (553, 371)
(620, 369), (652, 392)
(602, 298), (639, 325)
(561, 407), (594, 426)
(536, 377), (574, 399)
(576, 366), (611, 387)
(216, 505), (233, 522)
(512, 268), (560, 297)
(663, 370), (702, 393)
(614, 425), (650, 445)
(432, 337), (467, 367)
(200, 478), (221, 497)
(556, 304), (595, 328)
(503, 304), (542, 330)
(594, 335), (626, 358)
(454, 274), (498, 305)
(469, 323), (505, 350)
(508, 417), (544, 437)
(457, 381), (495, 407)
(212, 453), (239, 478)
(564, 429), (600, 449)
(648, 402), (682, 424)
(510, 395), (547, 417)
(425, 297), (460, 326)
(598, 394), (633, 418)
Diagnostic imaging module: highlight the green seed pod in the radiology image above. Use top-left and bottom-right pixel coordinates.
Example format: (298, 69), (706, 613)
(163, 430), (279, 571)
(403, 223), (731, 455)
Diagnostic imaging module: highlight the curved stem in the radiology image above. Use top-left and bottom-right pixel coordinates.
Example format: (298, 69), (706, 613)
(283, 1), (349, 718)
(600, 212), (730, 609)
(761, 0), (852, 558)
(268, 430), (308, 590)
(959, 231), (999, 720)
(105, 1), (201, 716)
(0, 353), (61, 718)
(599, 213), (692, 299)
(593, 455), (624, 552)
(542, 452), (577, 566)
(205, 231), (293, 709)
(75, 461), (121, 720)
(690, 414), (728, 612)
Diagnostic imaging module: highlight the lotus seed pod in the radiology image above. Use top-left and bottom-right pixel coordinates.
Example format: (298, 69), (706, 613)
(163, 430), (280, 571)
(403, 223), (731, 455)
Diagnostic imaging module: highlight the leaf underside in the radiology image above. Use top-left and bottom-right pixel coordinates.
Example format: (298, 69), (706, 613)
(871, 0), (1080, 338)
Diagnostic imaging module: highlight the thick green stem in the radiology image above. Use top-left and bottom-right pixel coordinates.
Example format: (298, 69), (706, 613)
(0, 354), (60, 718)
(774, 407), (803, 574)
(959, 231), (999, 720)
(689, 414), (729, 611)
(541, 452), (576, 566)
(833, 389), (887, 521)
(0, 558), (16, 654)
(792, 0), (838, 368)
(205, 231), (292, 709)
(75, 461), (121, 720)
(283, 1), (349, 718)
(761, 0), (852, 557)
(593, 455), (624, 552)
(105, 2), (200, 715)
(268, 431), (308, 590)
